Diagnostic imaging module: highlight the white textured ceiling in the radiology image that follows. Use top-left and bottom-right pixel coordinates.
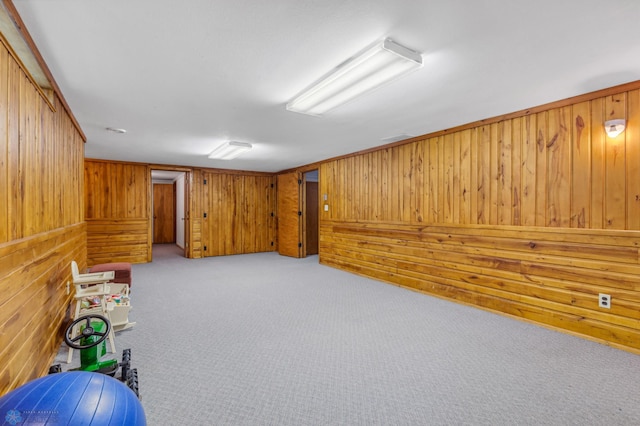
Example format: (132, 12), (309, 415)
(13, 0), (640, 172)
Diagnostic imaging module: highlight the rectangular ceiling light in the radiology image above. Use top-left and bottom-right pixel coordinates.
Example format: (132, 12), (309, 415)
(286, 38), (423, 116)
(208, 141), (252, 160)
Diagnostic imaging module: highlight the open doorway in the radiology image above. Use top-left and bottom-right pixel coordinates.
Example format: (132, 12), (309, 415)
(151, 170), (188, 259)
(304, 170), (319, 256)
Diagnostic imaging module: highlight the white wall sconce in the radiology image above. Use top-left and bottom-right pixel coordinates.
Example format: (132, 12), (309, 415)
(208, 141), (252, 160)
(604, 119), (626, 138)
(286, 38), (423, 116)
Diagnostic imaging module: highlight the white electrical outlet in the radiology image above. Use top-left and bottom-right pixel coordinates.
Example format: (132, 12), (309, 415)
(599, 293), (611, 309)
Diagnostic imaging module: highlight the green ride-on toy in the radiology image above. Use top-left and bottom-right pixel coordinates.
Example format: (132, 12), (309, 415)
(62, 313), (140, 397)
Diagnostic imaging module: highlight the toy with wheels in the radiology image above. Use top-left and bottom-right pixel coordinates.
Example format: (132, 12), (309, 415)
(0, 371), (145, 425)
(62, 314), (139, 397)
(65, 314), (118, 375)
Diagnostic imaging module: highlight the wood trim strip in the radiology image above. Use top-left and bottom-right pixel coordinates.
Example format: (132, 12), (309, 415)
(326, 219), (640, 241)
(0, 222), (84, 255)
(84, 158), (277, 177)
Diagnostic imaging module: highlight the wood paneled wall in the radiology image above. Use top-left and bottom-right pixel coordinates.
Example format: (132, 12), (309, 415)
(319, 85), (640, 352)
(189, 170), (204, 259)
(0, 36), (85, 393)
(199, 171), (276, 256)
(84, 160), (151, 265)
(83, 164), (277, 262)
(321, 91), (640, 228)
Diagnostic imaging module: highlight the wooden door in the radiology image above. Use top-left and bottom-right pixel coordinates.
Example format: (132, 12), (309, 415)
(175, 174), (186, 250)
(277, 172), (302, 258)
(153, 183), (175, 243)
(305, 181), (319, 255)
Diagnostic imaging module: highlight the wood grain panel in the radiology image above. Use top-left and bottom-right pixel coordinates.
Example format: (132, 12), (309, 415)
(84, 160), (149, 220)
(590, 97), (606, 229)
(547, 107), (571, 227)
(187, 170), (203, 258)
(469, 129), (478, 224)
(0, 45), (8, 243)
(320, 221), (640, 352)
(443, 134), (454, 223)
(477, 126), (490, 224)
(535, 111), (547, 226)
(604, 94), (627, 229)
(627, 90), (640, 230)
(0, 224), (85, 394)
(510, 119), (521, 225)
(317, 82), (640, 353)
(0, 35), (85, 393)
(459, 130), (471, 224)
(488, 123), (499, 224)
(571, 102), (591, 228)
(520, 115), (537, 226)
(318, 89), (640, 232)
(428, 137), (439, 223)
(277, 172), (302, 258)
(497, 121), (512, 225)
(401, 145), (411, 222)
(86, 219), (149, 265)
(85, 160), (151, 264)
(199, 171), (276, 257)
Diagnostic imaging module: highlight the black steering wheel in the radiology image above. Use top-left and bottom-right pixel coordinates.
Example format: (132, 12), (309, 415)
(64, 314), (111, 350)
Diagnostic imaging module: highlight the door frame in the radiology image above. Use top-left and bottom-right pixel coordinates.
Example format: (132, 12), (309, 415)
(302, 169), (319, 257)
(150, 167), (191, 259)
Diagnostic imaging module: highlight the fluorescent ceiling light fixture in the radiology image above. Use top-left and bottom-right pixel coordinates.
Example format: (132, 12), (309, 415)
(208, 141), (252, 160)
(286, 38), (423, 116)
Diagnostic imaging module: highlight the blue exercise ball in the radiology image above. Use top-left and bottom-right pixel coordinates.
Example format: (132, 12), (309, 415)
(0, 371), (145, 425)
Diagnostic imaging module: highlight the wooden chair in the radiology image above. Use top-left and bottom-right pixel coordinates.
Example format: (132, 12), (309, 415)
(67, 261), (117, 363)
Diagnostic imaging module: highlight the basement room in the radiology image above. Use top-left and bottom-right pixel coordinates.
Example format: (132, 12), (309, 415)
(1, 1), (640, 425)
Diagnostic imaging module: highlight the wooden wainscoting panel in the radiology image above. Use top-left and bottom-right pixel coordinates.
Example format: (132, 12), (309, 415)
(86, 218), (150, 265)
(320, 221), (640, 352)
(0, 223), (86, 394)
(191, 218), (203, 258)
